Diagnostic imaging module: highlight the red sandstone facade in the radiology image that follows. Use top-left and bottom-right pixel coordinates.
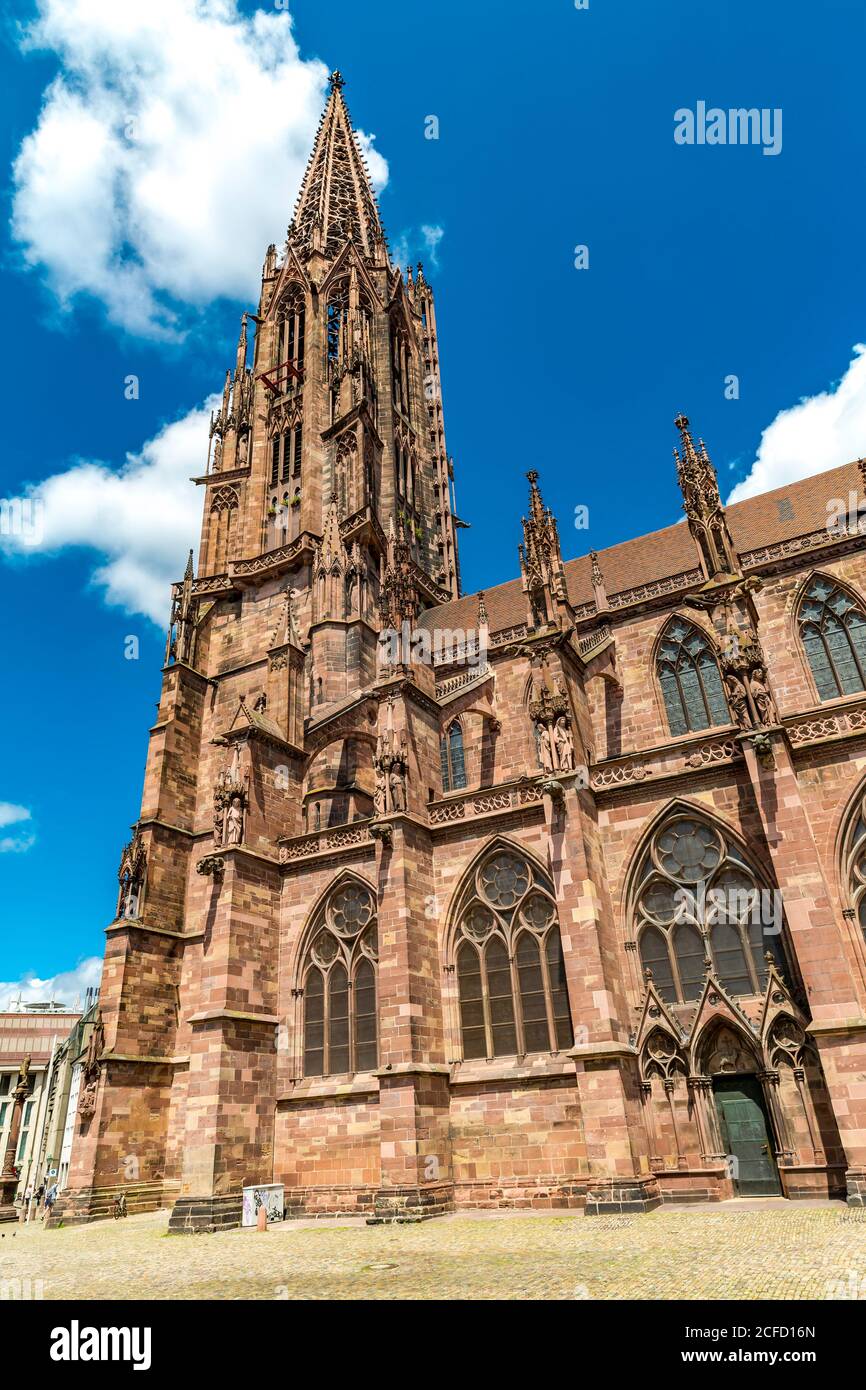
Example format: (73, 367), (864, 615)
(57, 74), (866, 1228)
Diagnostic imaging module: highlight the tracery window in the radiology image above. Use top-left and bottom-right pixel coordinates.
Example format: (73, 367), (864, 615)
(210, 486), (239, 572)
(391, 323), (411, 421)
(656, 617), (729, 736)
(302, 879), (378, 1077)
(841, 787), (866, 938)
(454, 849), (573, 1060)
(440, 720), (467, 792)
(275, 286), (305, 384)
(798, 576), (866, 701)
(634, 814), (788, 1004)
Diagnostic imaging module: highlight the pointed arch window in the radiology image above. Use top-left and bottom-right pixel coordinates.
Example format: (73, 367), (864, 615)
(275, 286), (305, 386)
(798, 576), (866, 701)
(454, 849), (573, 1059)
(634, 813), (788, 1004)
(657, 618), (729, 736)
(210, 486), (239, 572)
(440, 721), (467, 792)
(842, 787), (866, 939)
(302, 880), (378, 1076)
(391, 322), (411, 421)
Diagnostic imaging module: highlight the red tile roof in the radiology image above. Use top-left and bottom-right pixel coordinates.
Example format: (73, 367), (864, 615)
(421, 459), (863, 635)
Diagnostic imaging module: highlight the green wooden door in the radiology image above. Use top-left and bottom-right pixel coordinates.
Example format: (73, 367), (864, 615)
(713, 1075), (781, 1196)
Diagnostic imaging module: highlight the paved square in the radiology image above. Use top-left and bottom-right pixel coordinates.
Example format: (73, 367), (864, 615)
(2, 1203), (865, 1300)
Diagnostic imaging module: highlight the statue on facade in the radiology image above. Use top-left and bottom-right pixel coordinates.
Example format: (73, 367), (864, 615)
(389, 764), (407, 813)
(538, 722), (555, 772)
(373, 767), (387, 818)
(530, 668), (577, 776)
(553, 716), (575, 771)
(226, 794), (244, 845)
(748, 666), (776, 727)
(213, 741), (250, 847)
(724, 671), (750, 729)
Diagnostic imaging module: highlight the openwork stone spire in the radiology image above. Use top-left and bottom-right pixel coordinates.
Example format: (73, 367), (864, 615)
(291, 71), (386, 262)
(673, 414), (738, 581)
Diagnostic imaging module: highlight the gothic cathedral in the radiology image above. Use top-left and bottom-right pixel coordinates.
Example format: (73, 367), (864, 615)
(57, 74), (866, 1228)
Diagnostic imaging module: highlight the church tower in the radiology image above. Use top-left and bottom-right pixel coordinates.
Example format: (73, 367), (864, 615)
(55, 74), (466, 1231)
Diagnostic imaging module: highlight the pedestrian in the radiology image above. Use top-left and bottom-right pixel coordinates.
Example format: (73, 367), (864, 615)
(44, 1183), (57, 1218)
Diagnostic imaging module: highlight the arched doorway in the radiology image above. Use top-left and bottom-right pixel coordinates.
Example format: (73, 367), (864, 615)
(703, 1024), (781, 1197)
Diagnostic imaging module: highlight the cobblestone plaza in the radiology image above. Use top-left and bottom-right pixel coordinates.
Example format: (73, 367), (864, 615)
(4, 1204), (866, 1302)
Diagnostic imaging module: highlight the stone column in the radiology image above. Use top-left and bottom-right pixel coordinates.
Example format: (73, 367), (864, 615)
(0, 1062), (30, 1223)
(370, 815), (453, 1221)
(552, 780), (659, 1214)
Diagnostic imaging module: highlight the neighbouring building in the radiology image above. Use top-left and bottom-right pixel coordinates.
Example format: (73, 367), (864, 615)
(0, 1004), (81, 1205)
(55, 73), (866, 1229)
(36, 996), (100, 1198)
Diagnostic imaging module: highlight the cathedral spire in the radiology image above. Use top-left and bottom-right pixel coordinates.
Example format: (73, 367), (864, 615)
(673, 413), (739, 581)
(290, 71), (387, 263)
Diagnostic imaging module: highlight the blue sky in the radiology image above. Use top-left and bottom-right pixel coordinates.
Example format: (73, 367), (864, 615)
(2, 0), (866, 1004)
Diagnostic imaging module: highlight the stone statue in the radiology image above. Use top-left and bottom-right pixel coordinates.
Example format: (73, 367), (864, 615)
(226, 794), (244, 845)
(538, 722), (555, 772)
(553, 716), (575, 771)
(724, 672), (750, 729)
(15, 1056), (31, 1098)
(373, 768), (387, 818)
(213, 790), (225, 847)
(749, 667), (776, 727)
(389, 764), (406, 813)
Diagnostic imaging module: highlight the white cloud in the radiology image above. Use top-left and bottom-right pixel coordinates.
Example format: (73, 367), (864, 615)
(727, 345), (866, 505)
(0, 400), (216, 625)
(0, 957), (102, 1012)
(421, 224), (444, 266)
(0, 803), (35, 854)
(11, 0), (388, 336)
(391, 223), (445, 273)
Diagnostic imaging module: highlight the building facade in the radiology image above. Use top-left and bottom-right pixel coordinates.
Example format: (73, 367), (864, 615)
(56, 74), (866, 1229)
(0, 1006), (81, 1207)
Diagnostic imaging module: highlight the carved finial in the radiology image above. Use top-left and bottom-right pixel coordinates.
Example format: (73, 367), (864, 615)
(859, 457), (866, 499)
(526, 470), (546, 524)
(329, 70), (345, 91)
(183, 549), (194, 581)
(590, 550), (602, 586)
(477, 590), (488, 626)
(674, 412), (699, 466)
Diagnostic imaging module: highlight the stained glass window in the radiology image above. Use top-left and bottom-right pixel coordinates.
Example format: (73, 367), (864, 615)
(440, 720), (467, 792)
(302, 879), (378, 1077)
(454, 849), (573, 1058)
(798, 576), (866, 701)
(636, 815), (789, 1003)
(657, 618), (729, 736)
